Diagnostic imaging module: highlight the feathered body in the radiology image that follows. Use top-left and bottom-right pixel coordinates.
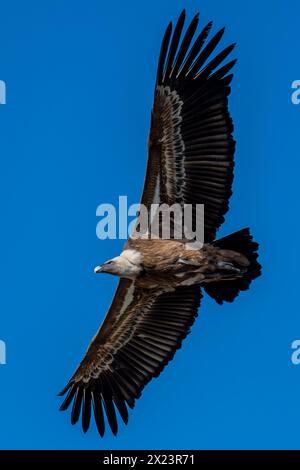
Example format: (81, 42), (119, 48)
(97, 237), (251, 290)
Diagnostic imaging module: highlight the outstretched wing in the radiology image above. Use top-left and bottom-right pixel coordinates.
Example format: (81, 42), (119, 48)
(59, 281), (201, 436)
(141, 9), (236, 242)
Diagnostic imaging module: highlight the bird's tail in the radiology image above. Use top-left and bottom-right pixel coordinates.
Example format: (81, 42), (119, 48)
(204, 228), (261, 304)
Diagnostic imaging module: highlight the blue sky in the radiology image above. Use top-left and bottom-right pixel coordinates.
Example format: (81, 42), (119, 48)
(0, 0), (299, 450)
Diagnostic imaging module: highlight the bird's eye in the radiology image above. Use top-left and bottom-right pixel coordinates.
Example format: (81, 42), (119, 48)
(106, 261), (113, 265)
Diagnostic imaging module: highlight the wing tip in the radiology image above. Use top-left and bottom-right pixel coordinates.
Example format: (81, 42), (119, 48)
(57, 382), (72, 397)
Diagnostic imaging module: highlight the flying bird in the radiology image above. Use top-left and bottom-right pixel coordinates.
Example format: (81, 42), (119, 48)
(59, 9), (261, 437)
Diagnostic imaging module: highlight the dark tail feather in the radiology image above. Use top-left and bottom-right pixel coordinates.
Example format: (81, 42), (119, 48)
(204, 228), (261, 305)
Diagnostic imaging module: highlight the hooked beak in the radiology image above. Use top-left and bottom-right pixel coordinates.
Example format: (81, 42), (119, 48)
(94, 265), (103, 273)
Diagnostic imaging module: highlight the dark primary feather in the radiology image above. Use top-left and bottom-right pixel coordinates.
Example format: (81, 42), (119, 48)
(71, 387), (83, 425)
(59, 384), (76, 410)
(170, 12), (199, 79)
(177, 21), (213, 79)
(194, 44), (236, 81)
(162, 9), (186, 82)
(82, 388), (91, 433)
(92, 385), (105, 437)
(186, 27), (225, 78)
(155, 22), (172, 87)
(101, 375), (118, 436)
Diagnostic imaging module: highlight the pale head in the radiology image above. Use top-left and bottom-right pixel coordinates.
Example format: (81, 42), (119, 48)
(94, 252), (142, 279)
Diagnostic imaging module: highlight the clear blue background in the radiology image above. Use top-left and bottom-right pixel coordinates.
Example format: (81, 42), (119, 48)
(0, 0), (299, 450)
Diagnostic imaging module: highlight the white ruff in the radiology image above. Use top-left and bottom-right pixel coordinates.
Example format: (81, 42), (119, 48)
(121, 249), (143, 266)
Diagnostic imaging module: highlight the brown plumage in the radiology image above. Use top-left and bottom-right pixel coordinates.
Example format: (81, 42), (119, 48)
(122, 238), (250, 290)
(59, 10), (261, 437)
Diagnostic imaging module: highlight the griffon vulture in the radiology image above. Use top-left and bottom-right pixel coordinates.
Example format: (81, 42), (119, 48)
(59, 9), (261, 437)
